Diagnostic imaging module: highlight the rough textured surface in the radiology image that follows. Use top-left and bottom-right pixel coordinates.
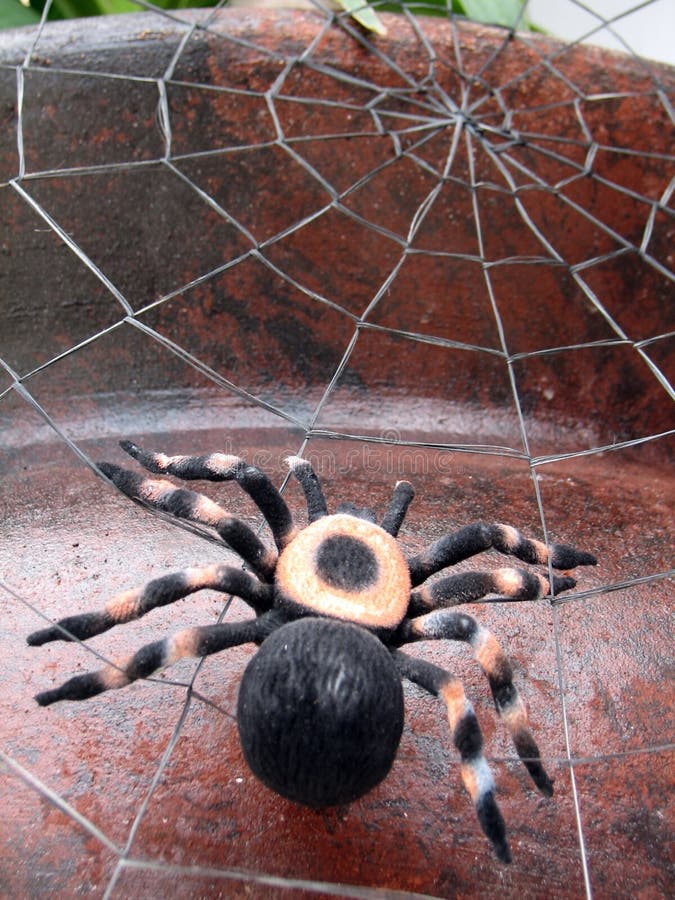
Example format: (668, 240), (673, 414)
(0, 8), (673, 899)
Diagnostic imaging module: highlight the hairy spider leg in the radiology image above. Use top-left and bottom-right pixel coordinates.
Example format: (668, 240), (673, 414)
(285, 456), (328, 522)
(120, 441), (296, 549)
(408, 522), (597, 587)
(403, 610), (553, 796)
(380, 481), (415, 537)
(27, 564), (274, 647)
(409, 567), (576, 614)
(98, 463), (277, 581)
(33, 613), (278, 707)
(393, 651), (511, 863)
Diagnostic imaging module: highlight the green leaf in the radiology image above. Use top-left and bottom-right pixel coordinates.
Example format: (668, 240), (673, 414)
(64, 0), (139, 15)
(27, 0), (142, 19)
(335, 0), (387, 35)
(0, 0), (41, 28)
(92, 0), (144, 14)
(459, 0), (525, 28)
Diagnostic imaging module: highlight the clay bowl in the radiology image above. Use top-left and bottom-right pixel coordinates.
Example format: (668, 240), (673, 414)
(0, 9), (673, 897)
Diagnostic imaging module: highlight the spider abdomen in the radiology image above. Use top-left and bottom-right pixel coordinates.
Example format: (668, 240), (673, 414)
(274, 513), (411, 631)
(237, 618), (404, 808)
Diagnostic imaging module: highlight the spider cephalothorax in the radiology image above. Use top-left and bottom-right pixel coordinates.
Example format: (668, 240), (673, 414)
(28, 441), (596, 863)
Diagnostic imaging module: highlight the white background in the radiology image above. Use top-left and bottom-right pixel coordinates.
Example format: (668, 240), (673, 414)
(527, 0), (675, 66)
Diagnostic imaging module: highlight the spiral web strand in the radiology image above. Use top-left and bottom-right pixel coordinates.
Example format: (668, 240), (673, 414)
(0, 1), (673, 896)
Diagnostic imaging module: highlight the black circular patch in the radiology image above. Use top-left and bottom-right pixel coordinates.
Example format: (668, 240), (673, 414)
(315, 534), (379, 592)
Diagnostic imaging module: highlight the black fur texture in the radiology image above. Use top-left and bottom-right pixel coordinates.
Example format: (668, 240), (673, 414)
(237, 618), (404, 808)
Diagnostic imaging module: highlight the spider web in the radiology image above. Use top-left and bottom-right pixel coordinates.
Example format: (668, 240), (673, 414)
(0, 0), (673, 897)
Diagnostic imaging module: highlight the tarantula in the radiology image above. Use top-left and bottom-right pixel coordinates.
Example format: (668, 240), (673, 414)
(28, 441), (596, 862)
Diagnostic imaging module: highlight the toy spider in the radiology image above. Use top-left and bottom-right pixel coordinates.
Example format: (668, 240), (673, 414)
(28, 440), (596, 863)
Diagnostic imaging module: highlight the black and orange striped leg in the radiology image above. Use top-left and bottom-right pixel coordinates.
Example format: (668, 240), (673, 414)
(408, 522), (597, 587)
(402, 611), (553, 796)
(27, 564), (273, 647)
(33, 614), (274, 707)
(119, 441), (296, 550)
(393, 650), (511, 863)
(285, 456), (328, 522)
(98, 463), (277, 581)
(380, 481), (414, 537)
(408, 567), (576, 614)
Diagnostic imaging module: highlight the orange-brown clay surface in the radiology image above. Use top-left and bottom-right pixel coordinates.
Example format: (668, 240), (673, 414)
(1, 8), (673, 898)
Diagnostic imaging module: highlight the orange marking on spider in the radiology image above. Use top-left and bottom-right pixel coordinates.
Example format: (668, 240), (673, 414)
(440, 677), (467, 726)
(105, 588), (143, 623)
(101, 663), (132, 690)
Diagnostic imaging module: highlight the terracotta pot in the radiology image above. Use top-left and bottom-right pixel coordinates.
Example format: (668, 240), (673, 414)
(0, 10), (672, 897)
